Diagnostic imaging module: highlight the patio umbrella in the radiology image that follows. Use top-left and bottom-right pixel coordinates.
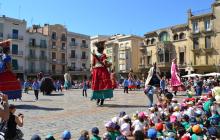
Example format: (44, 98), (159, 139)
(204, 72), (220, 77)
(182, 73), (203, 78)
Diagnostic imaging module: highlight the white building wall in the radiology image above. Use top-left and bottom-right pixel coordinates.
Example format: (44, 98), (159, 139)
(0, 16), (27, 78)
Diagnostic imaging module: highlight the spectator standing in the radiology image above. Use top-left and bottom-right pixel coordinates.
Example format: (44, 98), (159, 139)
(32, 79), (40, 101)
(123, 78), (129, 94)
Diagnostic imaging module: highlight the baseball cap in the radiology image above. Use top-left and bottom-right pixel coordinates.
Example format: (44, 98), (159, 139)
(147, 128), (157, 139)
(62, 130), (71, 140)
(105, 121), (116, 128)
(192, 125), (202, 134)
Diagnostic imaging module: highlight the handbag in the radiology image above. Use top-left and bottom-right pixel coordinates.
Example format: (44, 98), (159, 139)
(16, 128), (24, 139)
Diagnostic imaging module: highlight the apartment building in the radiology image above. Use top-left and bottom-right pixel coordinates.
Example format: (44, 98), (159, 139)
(141, 0), (220, 76)
(67, 32), (90, 79)
(25, 29), (49, 79)
(0, 15), (26, 79)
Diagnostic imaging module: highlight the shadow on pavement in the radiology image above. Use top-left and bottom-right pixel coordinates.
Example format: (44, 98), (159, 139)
(103, 104), (146, 108)
(45, 93), (64, 96)
(16, 104), (64, 111)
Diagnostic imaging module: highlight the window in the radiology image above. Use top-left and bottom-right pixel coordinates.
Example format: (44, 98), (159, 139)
(52, 52), (56, 59)
(12, 59), (18, 70)
(165, 51), (169, 62)
(82, 52), (86, 59)
(29, 38), (36, 46)
(159, 54), (164, 62)
(119, 64), (126, 71)
(51, 32), (56, 40)
(61, 34), (66, 41)
(71, 63), (75, 69)
(40, 51), (45, 58)
(193, 38), (199, 49)
(205, 36), (211, 49)
(179, 52), (185, 64)
(40, 40), (47, 48)
(147, 56), (152, 65)
(119, 53), (125, 59)
(71, 50), (75, 58)
(30, 62), (35, 72)
(205, 20), (211, 31)
(173, 34), (178, 41)
(126, 51), (129, 59)
(12, 29), (18, 39)
(62, 43), (66, 49)
(179, 33), (185, 40)
(151, 38), (155, 44)
(82, 63), (86, 68)
(12, 44), (18, 54)
(62, 65), (65, 72)
(192, 22), (199, 33)
(52, 42), (56, 47)
(159, 32), (169, 42)
(61, 53), (65, 60)
(146, 39), (150, 45)
(52, 65), (56, 71)
(81, 40), (87, 47)
(71, 38), (75, 43)
(29, 49), (35, 57)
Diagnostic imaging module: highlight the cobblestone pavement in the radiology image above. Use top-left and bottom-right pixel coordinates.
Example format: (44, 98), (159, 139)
(10, 89), (186, 139)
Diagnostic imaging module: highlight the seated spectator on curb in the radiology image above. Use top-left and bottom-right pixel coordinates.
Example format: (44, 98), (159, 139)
(5, 104), (24, 140)
(0, 94), (9, 121)
(45, 134), (55, 140)
(90, 127), (101, 140)
(120, 115), (131, 137)
(31, 134), (41, 140)
(62, 130), (71, 140)
(79, 130), (89, 140)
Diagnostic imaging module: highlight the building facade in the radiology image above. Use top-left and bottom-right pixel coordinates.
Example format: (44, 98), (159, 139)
(25, 31), (49, 79)
(140, 0), (220, 76)
(0, 15), (26, 79)
(67, 32), (90, 79)
(105, 34), (144, 78)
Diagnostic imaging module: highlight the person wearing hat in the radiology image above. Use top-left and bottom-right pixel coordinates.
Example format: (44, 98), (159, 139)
(91, 41), (113, 106)
(170, 58), (185, 96)
(181, 114), (190, 131)
(155, 123), (164, 138)
(163, 122), (177, 139)
(78, 130), (89, 140)
(45, 134), (55, 140)
(105, 121), (117, 140)
(31, 134), (41, 140)
(120, 115), (131, 137)
(91, 127), (101, 140)
(62, 130), (71, 140)
(0, 40), (22, 100)
(191, 124), (204, 140)
(147, 128), (157, 140)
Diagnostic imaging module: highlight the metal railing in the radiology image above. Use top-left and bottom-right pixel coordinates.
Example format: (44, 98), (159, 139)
(11, 51), (23, 56)
(80, 44), (89, 48)
(69, 42), (79, 46)
(8, 34), (23, 40)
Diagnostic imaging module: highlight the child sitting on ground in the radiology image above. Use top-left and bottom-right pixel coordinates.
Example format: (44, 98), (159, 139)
(91, 127), (101, 140)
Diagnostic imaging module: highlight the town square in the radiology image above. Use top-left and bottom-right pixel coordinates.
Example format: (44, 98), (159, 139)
(0, 0), (220, 140)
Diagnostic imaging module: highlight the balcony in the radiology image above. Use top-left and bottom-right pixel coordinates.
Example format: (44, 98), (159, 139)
(11, 51), (23, 57)
(60, 47), (66, 51)
(203, 44), (215, 53)
(29, 43), (40, 48)
(190, 31), (201, 38)
(26, 55), (38, 60)
(138, 64), (145, 69)
(81, 56), (88, 60)
(191, 47), (202, 54)
(39, 56), (47, 60)
(81, 44), (89, 48)
(157, 62), (171, 67)
(50, 59), (67, 64)
(51, 46), (57, 50)
(61, 36), (67, 41)
(69, 54), (77, 60)
(69, 42), (79, 47)
(8, 34), (23, 40)
(51, 36), (57, 40)
(40, 44), (47, 48)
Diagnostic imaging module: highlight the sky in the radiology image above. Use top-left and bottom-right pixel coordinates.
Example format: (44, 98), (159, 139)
(0, 0), (215, 36)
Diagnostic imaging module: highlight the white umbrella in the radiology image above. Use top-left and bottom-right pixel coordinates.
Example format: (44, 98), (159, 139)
(204, 72), (220, 77)
(182, 73), (203, 78)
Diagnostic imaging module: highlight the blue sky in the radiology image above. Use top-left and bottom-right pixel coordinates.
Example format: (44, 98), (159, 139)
(0, 0), (214, 36)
